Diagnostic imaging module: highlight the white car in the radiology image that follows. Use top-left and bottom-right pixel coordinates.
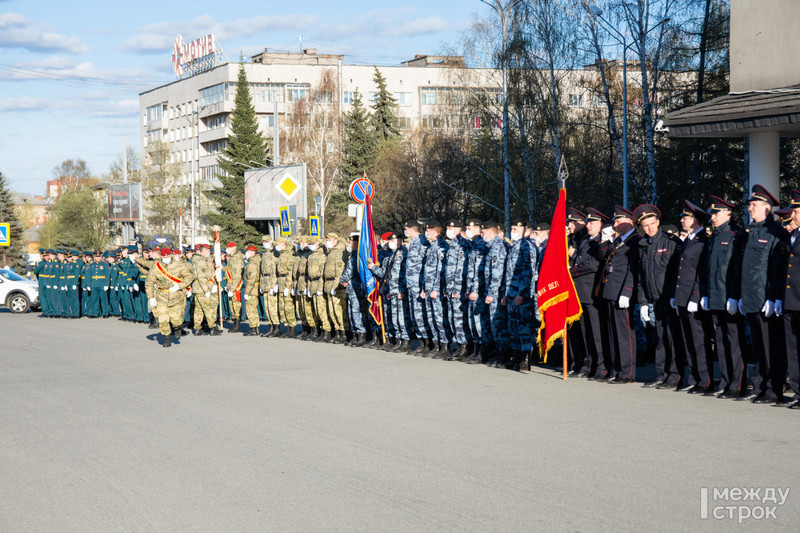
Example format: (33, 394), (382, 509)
(0, 269), (40, 313)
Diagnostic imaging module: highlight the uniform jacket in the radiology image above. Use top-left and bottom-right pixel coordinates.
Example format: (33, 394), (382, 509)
(275, 249), (296, 292)
(672, 229), (708, 307)
(444, 235), (471, 297)
(503, 237), (538, 301)
(145, 259), (195, 305)
(243, 255), (261, 298)
(704, 221), (744, 310)
(777, 228), (800, 311)
(340, 253), (362, 295)
(226, 251), (244, 292)
(423, 235), (447, 294)
(306, 247), (326, 294)
(192, 254), (216, 295)
(570, 233), (603, 303)
(404, 234), (428, 294)
(637, 228), (681, 304)
(466, 236), (487, 297)
(484, 235), (508, 300)
(323, 242), (348, 293)
(259, 250), (277, 292)
(598, 231), (640, 302)
(740, 217), (789, 313)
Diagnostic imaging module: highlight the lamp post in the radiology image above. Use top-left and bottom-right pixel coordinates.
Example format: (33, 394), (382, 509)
(589, 6), (669, 209)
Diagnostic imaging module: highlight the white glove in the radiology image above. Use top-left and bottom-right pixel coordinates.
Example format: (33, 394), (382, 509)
(331, 289), (336, 296)
(306, 289), (311, 297)
(737, 299), (744, 315)
(273, 284), (278, 293)
(133, 285), (139, 292)
(205, 292), (211, 298)
(62, 286), (67, 291)
(211, 285), (217, 294)
(244, 294), (249, 301)
(775, 300), (783, 317)
(687, 301), (698, 313)
(316, 291), (323, 296)
(726, 298), (738, 315)
(227, 290), (233, 297)
(87, 287), (91, 292)
(283, 288), (290, 297)
(762, 300), (775, 317)
(291, 288), (296, 296)
(129, 286), (134, 292)
(601, 227), (614, 242)
(669, 298), (676, 309)
(72, 285), (77, 290)
(270, 288), (276, 295)
(114, 286), (119, 291)
(149, 298), (157, 308)
(639, 304), (650, 323)
(186, 291), (191, 299)
(618, 295), (630, 309)
(169, 284), (180, 293)
(46, 285), (51, 289)
(700, 297), (709, 310)
(104, 286), (109, 291)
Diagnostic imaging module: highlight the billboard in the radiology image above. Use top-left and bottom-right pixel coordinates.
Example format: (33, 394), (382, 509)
(244, 164), (308, 220)
(108, 183), (142, 222)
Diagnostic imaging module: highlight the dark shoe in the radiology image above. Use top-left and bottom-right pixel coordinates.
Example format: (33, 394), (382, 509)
(230, 320), (241, 333)
(567, 369), (582, 377)
(608, 377), (634, 384)
(195, 328), (208, 336)
(244, 328), (259, 336)
(718, 391), (739, 399)
(210, 327), (223, 336)
(656, 381), (678, 390)
(162, 335), (171, 348)
(687, 385), (708, 394)
(149, 321), (159, 330)
(642, 381), (660, 388)
(419, 340), (435, 357)
(590, 373), (610, 382)
(787, 398), (800, 409)
(430, 343), (448, 359)
(752, 394), (779, 404)
(392, 339), (410, 353)
(448, 344), (468, 361)
(351, 333), (366, 347)
(173, 327), (182, 339)
(676, 383), (695, 392)
(281, 327), (295, 338)
(735, 392), (761, 402)
(463, 353), (482, 364)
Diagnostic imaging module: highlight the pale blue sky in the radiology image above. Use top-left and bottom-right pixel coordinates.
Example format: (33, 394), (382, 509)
(0, 0), (479, 194)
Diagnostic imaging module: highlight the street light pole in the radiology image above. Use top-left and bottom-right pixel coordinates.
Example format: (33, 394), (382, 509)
(589, 6), (669, 210)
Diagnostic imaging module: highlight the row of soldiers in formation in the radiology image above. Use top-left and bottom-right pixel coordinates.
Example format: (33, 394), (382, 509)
(564, 184), (800, 409)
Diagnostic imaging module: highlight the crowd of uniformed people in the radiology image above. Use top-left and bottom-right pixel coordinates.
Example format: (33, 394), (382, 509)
(30, 183), (800, 409)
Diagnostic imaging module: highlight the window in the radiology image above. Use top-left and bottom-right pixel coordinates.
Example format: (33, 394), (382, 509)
(396, 116), (412, 129)
(252, 83), (285, 103)
(146, 129), (162, 143)
(146, 104), (163, 123)
(205, 140), (227, 155)
(568, 93), (584, 107)
(421, 114), (443, 129)
(420, 88), (437, 105)
(262, 115), (275, 129)
(286, 84), (309, 102)
(201, 165), (225, 180)
(343, 91), (354, 105)
(206, 115), (227, 130)
(199, 83), (235, 108)
(315, 91), (333, 105)
(592, 94), (605, 108)
(394, 92), (412, 106)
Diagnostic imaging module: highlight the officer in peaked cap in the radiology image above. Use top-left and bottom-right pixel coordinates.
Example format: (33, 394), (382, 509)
(568, 207), (607, 378)
(479, 220), (508, 364)
(703, 195), (748, 398)
(632, 203), (683, 389)
(595, 204), (640, 383)
(671, 200), (713, 394)
(567, 207), (587, 249)
(779, 189), (800, 408)
(739, 184), (789, 404)
(462, 218), (487, 363)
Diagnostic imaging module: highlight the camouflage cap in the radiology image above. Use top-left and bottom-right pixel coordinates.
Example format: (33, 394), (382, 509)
(326, 232), (340, 240)
(262, 234), (273, 242)
(275, 237), (289, 245)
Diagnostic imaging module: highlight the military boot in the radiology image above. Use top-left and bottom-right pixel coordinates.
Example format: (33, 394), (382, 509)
(271, 325), (283, 337)
(149, 319), (159, 330)
(173, 326), (182, 340)
(366, 334), (380, 349)
(419, 339), (435, 357)
(351, 333), (366, 347)
(392, 339), (410, 353)
(448, 343), (468, 361)
(162, 335), (171, 348)
(210, 326), (223, 336)
(244, 326), (259, 336)
(195, 327), (208, 336)
(406, 339), (423, 355)
(431, 343), (448, 359)
(230, 319), (241, 333)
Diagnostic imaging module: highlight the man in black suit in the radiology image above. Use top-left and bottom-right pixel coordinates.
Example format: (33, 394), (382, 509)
(778, 189), (800, 409)
(596, 205), (640, 383)
(569, 207), (607, 377)
(671, 201), (713, 394)
(633, 204), (684, 389)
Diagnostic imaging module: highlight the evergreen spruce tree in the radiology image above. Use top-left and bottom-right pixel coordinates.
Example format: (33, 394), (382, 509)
(370, 67), (401, 142)
(0, 170), (26, 270)
(208, 62), (268, 243)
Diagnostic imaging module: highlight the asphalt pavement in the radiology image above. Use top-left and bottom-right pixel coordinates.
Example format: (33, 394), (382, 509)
(1, 311), (798, 532)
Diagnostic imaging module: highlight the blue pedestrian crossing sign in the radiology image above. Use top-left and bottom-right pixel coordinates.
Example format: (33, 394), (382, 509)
(279, 207), (291, 236)
(0, 223), (9, 246)
(309, 216), (319, 237)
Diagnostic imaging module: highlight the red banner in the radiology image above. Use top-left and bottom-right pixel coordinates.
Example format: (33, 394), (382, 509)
(536, 189), (582, 360)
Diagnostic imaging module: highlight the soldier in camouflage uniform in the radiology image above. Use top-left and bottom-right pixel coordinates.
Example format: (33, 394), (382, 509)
(420, 221), (450, 358)
(275, 237), (298, 337)
(323, 233), (349, 343)
(259, 235), (280, 337)
(191, 244), (221, 335)
(136, 247), (159, 328)
(403, 221), (429, 355)
(444, 221), (472, 360)
(242, 245), (262, 336)
(145, 248), (195, 347)
(498, 221), (538, 371)
(340, 234), (366, 346)
(306, 236), (330, 341)
(293, 237), (315, 339)
(225, 243), (245, 332)
(369, 232), (409, 352)
(480, 221), (508, 364)
(463, 220), (487, 363)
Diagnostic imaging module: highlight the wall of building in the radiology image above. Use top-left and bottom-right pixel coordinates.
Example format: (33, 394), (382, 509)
(730, 0), (800, 92)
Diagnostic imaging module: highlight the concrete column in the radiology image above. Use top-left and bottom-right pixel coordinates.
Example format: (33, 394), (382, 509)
(749, 131), (780, 202)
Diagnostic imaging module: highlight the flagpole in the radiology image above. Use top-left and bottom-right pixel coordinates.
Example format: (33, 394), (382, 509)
(562, 330), (568, 380)
(214, 225), (222, 329)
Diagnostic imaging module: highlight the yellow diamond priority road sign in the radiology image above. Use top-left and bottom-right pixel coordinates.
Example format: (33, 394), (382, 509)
(276, 174), (300, 201)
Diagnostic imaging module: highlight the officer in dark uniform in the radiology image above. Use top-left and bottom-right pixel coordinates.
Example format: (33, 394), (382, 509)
(671, 201), (713, 394)
(568, 208), (606, 377)
(737, 184), (789, 404)
(633, 204), (683, 389)
(596, 205), (640, 383)
(778, 189), (800, 409)
(704, 196), (748, 398)
(565, 207), (588, 374)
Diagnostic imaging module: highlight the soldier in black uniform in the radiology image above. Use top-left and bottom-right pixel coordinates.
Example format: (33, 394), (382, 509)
(671, 201), (713, 394)
(778, 189), (800, 409)
(704, 196), (748, 398)
(633, 204), (683, 389)
(737, 184), (789, 404)
(595, 205), (640, 383)
(565, 207), (587, 374)
(569, 207), (606, 377)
